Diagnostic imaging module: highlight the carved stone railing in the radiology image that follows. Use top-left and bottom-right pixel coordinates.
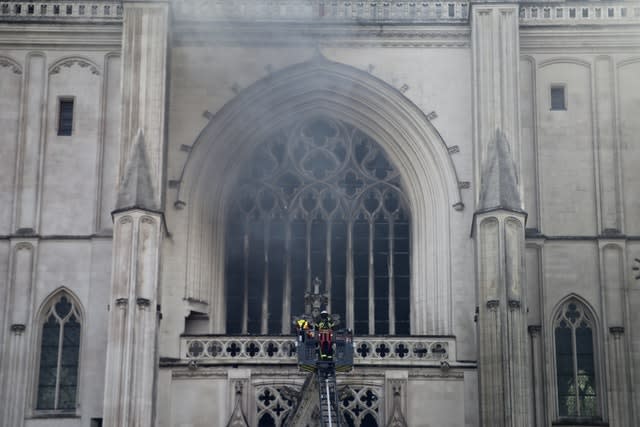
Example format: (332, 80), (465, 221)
(520, 2), (640, 25)
(181, 335), (454, 366)
(0, 1), (122, 22)
(171, 0), (470, 24)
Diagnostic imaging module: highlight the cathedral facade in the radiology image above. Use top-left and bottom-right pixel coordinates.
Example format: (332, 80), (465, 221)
(0, 1), (639, 426)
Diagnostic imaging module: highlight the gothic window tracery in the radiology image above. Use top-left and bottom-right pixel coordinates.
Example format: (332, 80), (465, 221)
(225, 116), (411, 335)
(256, 385), (297, 427)
(340, 386), (380, 427)
(553, 299), (598, 418)
(35, 293), (81, 411)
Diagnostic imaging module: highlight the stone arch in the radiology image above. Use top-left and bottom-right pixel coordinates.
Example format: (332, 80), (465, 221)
(550, 293), (599, 327)
(48, 55), (101, 76)
(548, 293), (605, 419)
(30, 287), (85, 412)
(538, 57), (591, 70)
(177, 57), (462, 335)
(0, 55), (23, 74)
(35, 286), (85, 320)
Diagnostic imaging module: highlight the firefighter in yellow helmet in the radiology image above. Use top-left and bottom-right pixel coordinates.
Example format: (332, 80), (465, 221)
(295, 318), (310, 343)
(316, 311), (335, 360)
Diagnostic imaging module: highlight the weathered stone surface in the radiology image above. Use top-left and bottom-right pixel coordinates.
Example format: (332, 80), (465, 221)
(478, 130), (523, 213)
(115, 129), (159, 212)
(0, 1), (638, 427)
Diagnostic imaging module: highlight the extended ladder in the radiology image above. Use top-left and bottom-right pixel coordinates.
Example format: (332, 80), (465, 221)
(317, 363), (341, 427)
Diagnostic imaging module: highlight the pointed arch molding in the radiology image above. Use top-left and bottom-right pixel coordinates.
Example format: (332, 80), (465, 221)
(0, 55), (22, 74)
(178, 59), (462, 335)
(36, 286), (85, 321)
(48, 56), (100, 76)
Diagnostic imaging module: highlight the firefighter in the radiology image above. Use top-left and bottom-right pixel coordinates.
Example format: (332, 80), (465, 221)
(315, 310), (335, 360)
(295, 318), (310, 343)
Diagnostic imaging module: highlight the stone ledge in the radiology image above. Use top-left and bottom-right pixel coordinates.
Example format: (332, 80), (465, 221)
(520, 2), (640, 26)
(0, 1), (122, 22)
(181, 335), (455, 366)
(172, 0), (470, 24)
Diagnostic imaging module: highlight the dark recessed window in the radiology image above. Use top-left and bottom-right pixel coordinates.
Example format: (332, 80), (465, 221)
(554, 299), (598, 418)
(36, 293), (81, 411)
(551, 86), (566, 111)
(58, 98), (74, 136)
(225, 116), (411, 336)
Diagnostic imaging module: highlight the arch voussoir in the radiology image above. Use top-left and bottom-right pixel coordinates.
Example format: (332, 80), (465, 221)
(179, 59), (460, 335)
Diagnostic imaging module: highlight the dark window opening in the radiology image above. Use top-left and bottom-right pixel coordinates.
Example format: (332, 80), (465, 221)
(225, 116), (411, 335)
(551, 86), (566, 111)
(36, 294), (81, 411)
(554, 300), (598, 419)
(58, 98), (74, 136)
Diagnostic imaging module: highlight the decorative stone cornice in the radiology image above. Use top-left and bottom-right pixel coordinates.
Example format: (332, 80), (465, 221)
(486, 300), (500, 311)
(0, 1), (122, 22)
(609, 326), (625, 338)
(10, 323), (26, 335)
(172, 0), (469, 24)
(520, 2), (640, 26)
(528, 325), (542, 337)
(136, 297), (151, 308)
(172, 22), (471, 48)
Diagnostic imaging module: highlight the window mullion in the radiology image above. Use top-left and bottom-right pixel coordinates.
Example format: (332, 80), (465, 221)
(306, 220), (312, 293)
(54, 320), (64, 410)
(368, 219), (375, 335)
(282, 221), (292, 334)
(346, 220), (354, 330)
(261, 220), (270, 335)
(325, 220), (332, 313)
(572, 325), (580, 416)
(242, 220), (249, 335)
(388, 218), (395, 335)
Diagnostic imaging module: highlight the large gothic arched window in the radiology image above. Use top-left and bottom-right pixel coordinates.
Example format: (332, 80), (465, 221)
(554, 299), (599, 418)
(225, 116), (410, 335)
(35, 292), (82, 411)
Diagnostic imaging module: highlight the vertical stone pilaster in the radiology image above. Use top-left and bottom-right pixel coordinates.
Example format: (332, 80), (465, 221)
(471, 4), (521, 204)
(472, 8), (528, 422)
(608, 327), (632, 427)
(528, 326), (545, 427)
(594, 57), (621, 233)
(14, 53), (46, 232)
(385, 371), (408, 427)
(475, 211), (530, 427)
(600, 242), (633, 426)
(96, 53), (122, 233)
(119, 0), (169, 208)
(103, 210), (163, 427)
(519, 57), (540, 231)
(227, 369), (251, 427)
(102, 2), (169, 423)
(0, 240), (37, 427)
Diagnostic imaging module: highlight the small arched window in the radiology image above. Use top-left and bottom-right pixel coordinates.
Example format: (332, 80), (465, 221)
(36, 292), (81, 411)
(554, 299), (598, 418)
(225, 116), (411, 335)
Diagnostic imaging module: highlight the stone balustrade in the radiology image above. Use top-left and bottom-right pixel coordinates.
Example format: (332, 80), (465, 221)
(520, 2), (640, 25)
(182, 335), (453, 366)
(171, 0), (469, 23)
(0, 1), (122, 21)
(2, 1), (638, 26)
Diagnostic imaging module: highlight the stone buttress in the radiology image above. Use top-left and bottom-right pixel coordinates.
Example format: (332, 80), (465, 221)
(473, 131), (531, 427)
(102, 130), (164, 427)
(102, 1), (168, 425)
